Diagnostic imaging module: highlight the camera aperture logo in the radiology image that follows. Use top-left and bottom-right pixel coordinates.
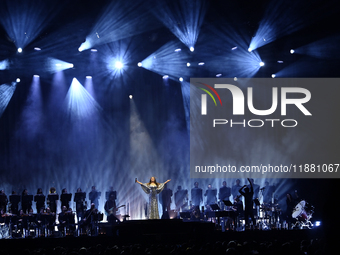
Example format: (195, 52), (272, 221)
(195, 81), (312, 128)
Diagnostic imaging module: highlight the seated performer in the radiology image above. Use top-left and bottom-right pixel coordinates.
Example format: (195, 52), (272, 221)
(58, 206), (75, 235)
(104, 194), (120, 224)
(44, 207), (56, 235)
(82, 203), (99, 236)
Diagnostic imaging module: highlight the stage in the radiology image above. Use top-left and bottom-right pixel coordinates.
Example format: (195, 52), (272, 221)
(0, 219), (332, 254)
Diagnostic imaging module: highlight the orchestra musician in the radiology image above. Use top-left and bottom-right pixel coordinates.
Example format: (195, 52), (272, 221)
(58, 205), (75, 234)
(82, 203), (99, 235)
(44, 207), (56, 234)
(174, 186), (188, 212)
(0, 190), (8, 212)
(21, 189), (33, 214)
(204, 184), (217, 210)
(105, 186), (116, 201)
(47, 187), (59, 213)
(160, 183), (172, 219)
(191, 182), (203, 209)
(231, 179), (242, 202)
(74, 188), (86, 222)
(89, 186), (100, 210)
(60, 188), (72, 210)
(219, 181), (231, 210)
(34, 188), (45, 213)
(9, 191), (20, 215)
(104, 193), (120, 224)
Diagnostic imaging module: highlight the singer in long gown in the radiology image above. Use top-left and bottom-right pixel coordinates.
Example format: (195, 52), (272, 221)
(136, 177), (171, 219)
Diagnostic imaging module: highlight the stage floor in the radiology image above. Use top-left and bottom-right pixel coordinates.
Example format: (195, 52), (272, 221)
(0, 219), (328, 252)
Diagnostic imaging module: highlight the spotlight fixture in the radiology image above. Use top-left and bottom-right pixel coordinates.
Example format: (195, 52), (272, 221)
(17, 48), (23, 53)
(290, 49), (295, 54)
(86, 76), (92, 79)
(33, 75), (40, 78)
(179, 77), (183, 82)
(259, 62), (265, 66)
(248, 48), (252, 52)
(129, 95), (133, 99)
(115, 61), (124, 69)
(189, 46), (194, 52)
(137, 62), (142, 67)
(162, 75), (169, 79)
(271, 74), (276, 78)
(186, 63), (191, 67)
(16, 78), (21, 83)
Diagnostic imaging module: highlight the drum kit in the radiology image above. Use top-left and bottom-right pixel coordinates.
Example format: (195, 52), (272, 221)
(291, 200), (314, 229)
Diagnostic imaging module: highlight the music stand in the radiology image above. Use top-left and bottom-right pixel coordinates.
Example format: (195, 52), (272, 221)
(223, 200), (233, 206)
(48, 194), (59, 202)
(10, 194), (20, 205)
(23, 194), (33, 204)
(34, 194), (45, 204)
(210, 203), (220, 211)
(74, 192), (86, 202)
(61, 193), (72, 203)
(180, 212), (191, 219)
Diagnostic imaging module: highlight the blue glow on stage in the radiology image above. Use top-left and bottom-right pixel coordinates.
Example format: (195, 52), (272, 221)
(78, 0), (160, 51)
(141, 41), (191, 81)
(248, 0), (337, 51)
(0, 0), (62, 50)
(152, 0), (207, 51)
(0, 59), (9, 70)
(64, 78), (102, 121)
(0, 82), (17, 118)
(46, 58), (74, 73)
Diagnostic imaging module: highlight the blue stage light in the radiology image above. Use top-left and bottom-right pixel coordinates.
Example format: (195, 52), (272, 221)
(0, 59), (9, 70)
(115, 61), (124, 69)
